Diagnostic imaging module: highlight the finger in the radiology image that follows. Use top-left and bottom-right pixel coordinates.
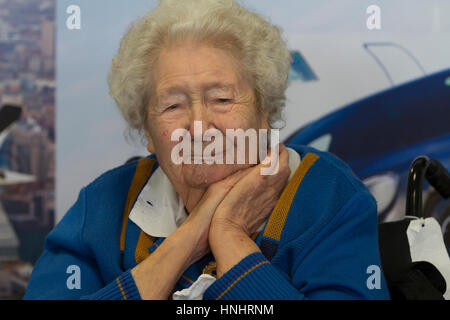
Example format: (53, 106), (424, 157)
(219, 167), (253, 188)
(261, 143), (277, 166)
(259, 142), (289, 168)
(202, 167), (252, 204)
(240, 143), (289, 188)
(278, 144), (290, 171)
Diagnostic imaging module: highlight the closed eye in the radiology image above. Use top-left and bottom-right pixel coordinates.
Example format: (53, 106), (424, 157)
(216, 99), (232, 104)
(166, 104), (179, 110)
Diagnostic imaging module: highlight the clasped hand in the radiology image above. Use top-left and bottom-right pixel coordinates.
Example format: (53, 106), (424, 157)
(180, 144), (290, 271)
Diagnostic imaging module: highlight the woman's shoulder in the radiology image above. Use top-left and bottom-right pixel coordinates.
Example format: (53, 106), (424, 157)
(286, 143), (368, 196)
(282, 144), (376, 236)
(58, 155), (159, 249)
(83, 154), (158, 196)
(76, 155), (159, 232)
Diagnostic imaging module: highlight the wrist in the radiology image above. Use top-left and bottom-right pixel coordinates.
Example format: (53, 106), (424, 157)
(176, 221), (210, 264)
(131, 227), (202, 299)
(209, 228), (261, 278)
(210, 215), (248, 238)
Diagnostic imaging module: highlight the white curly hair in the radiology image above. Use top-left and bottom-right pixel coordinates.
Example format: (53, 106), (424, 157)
(108, 0), (291, 134)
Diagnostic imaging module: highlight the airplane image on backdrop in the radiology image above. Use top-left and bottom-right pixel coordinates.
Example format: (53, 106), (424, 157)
(286, 45), (450, 253)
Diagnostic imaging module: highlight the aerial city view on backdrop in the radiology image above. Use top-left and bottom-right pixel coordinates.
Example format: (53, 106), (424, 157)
(0, 0), (55, 299)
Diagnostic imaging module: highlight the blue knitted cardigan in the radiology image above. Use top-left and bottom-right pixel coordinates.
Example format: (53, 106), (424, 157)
(24, 145), (390, 300)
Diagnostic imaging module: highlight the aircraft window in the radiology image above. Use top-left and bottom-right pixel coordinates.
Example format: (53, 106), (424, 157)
(445, 77), (450, 86)
(308, 133), (332, 152)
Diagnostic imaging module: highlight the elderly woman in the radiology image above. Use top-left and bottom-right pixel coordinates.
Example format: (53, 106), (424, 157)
(25, 0), (389, 300)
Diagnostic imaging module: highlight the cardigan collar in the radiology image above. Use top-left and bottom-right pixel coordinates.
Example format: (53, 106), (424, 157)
(129, 147), (301, 238)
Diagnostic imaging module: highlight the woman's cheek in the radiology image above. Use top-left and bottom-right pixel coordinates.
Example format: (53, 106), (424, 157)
(159, 131), (175, 154)
(160, 125), (179, 143)
(161, 129), (185, 162)
(220, 115), (251, 132)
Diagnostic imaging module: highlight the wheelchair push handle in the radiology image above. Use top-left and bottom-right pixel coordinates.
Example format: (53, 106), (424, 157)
(426, 158), (450, 199)
(406, 156), (450, 218)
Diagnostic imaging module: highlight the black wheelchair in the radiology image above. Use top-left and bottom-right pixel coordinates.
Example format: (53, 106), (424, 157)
(379, 156), (450, 300)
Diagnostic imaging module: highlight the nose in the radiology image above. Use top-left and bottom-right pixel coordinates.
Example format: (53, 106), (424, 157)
(187, 99), (214, 142)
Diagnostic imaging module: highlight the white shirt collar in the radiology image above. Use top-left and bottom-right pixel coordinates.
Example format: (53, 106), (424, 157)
(129, 147), (301, 238)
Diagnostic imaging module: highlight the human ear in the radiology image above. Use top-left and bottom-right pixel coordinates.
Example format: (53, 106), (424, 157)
(260, 115), (270, 130)
(145, 130), (156, 154)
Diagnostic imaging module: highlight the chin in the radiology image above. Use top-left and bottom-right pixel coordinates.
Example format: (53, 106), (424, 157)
(182, 163), (242, 188)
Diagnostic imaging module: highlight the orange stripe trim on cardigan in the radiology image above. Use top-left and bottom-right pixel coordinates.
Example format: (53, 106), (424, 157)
(120, 158), (156, 251)
(262, 153), (320, 241)
(135, 231), (155, 264)
(216, 261), (269, 300)
(116, 278), (127, 300)
(182, 275), (194, 284)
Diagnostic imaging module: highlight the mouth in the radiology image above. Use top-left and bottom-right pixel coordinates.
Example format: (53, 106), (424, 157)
(191, 152), (223, 159)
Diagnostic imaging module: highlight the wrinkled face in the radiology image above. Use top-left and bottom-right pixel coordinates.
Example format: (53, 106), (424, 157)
(145, 43), (269, 189)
